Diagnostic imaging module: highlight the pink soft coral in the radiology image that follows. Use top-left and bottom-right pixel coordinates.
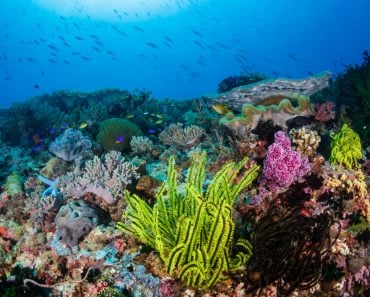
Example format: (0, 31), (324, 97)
(260, 131), (311, 191)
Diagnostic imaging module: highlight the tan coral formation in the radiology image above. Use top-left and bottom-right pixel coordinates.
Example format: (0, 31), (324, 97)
(159, 123), (205, 149)
(289, 126), (321, 158)
(130, 136), (154, 155)
(324, 169), (369, 220)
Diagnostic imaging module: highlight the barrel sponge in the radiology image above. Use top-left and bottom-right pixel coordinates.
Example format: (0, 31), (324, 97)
(97, 118), (143, 152)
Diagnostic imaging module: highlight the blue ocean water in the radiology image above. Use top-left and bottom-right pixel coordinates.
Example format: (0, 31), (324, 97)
(1, 0), (369, 107)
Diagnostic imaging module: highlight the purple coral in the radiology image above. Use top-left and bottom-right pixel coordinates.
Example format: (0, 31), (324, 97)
(260, 131), (311, 191)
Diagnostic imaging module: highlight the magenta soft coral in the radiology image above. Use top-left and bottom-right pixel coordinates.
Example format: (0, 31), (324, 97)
(260, 131), (311, 191)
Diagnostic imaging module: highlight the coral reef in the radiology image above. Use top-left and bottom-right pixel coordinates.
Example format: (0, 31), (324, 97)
(323, 167), (369, 220)
(97, 118), (143, 152)
(329, 124), (362, 169)
(211, 71), (331, 110)
(58, 151), (139, 204)
(159, 123), (205, 149)
(1, 66), (369, 297)
(49, 129), (92, 162)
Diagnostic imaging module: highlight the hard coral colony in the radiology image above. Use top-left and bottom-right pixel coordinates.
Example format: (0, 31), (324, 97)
(0, 69), (369, 297)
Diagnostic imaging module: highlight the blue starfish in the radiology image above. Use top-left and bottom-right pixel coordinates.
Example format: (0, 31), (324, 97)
(38, 175), (60, 197)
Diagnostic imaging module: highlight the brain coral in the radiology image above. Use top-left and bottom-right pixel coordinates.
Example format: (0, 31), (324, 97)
(97, 118), (143, 152)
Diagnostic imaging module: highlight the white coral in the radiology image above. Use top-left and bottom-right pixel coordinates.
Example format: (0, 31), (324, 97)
(159, 123), (205, 149)
(49, 129), (91, 162)
(130, 136), (154, 155)
(58, 151), (139, 204)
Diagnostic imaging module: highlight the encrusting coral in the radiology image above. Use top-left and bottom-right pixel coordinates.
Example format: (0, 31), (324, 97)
(117, 151), (259, 289)
(329, 124), (362, 169)
(5, 172), (23, 196)
(58, 151), (139, 204)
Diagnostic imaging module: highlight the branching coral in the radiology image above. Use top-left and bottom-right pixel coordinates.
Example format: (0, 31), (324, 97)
(289, 126), (321, 158)
(58, 151), (139, 204)
(329, 124), (362, 169)
(117, 152), (259, 289)
(323, 168), (369, 220)
(159, 123), (205, 150)
(49, 129), (92, 162)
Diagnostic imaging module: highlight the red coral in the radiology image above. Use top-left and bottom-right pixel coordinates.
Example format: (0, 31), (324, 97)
(314, 102), (335, 122)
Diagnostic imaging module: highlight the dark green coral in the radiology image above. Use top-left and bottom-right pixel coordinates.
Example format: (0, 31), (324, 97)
(97, 118), (142, 152)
